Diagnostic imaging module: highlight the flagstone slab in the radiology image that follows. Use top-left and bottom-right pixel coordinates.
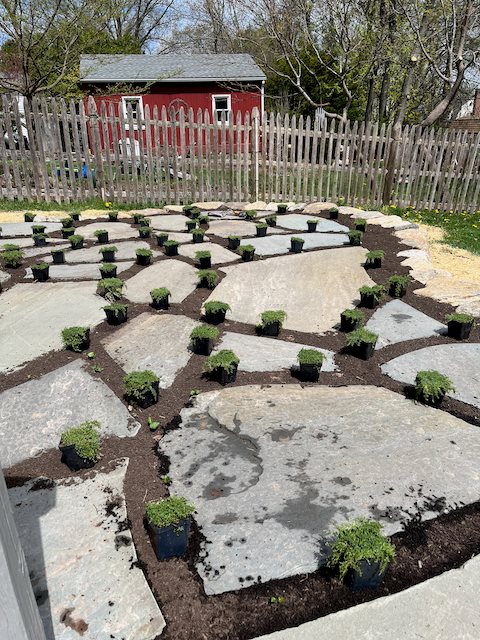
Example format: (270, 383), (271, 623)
(124, 259), (198, 303)
(25, 261), (134, 280)
(77, 222), (137, 241)
(270, 214), (348, 233)
(102, 313), (199, 388)
(208, 219), (258, 237)
(1, 237), (34, 248)
(213, 332), (336, 372)
(381, 343), (480, 409)
(193, 201), (228, 210)
(61, 241), (158, 263)
(367, 215), (417, 231)
(162, 384), (480, 595)
(0, 269), (11, 284)
(23, 242), (70, 258)
(366, 300), (447, 348)
(302, 202), (337, 213)
(9, 460), (165, 640)
(158, 231), (196, 245)
(150, 214), (193, 232)
(178, 242), (239, 264)
(0, 222), (62, 236)
(246, 232), (349, 256)
(0, 282), (105, 373)
(0, 360), (139, 467)
(206, 248), (372, 333)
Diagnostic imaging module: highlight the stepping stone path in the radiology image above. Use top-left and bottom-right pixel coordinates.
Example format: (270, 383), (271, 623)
(247, 232), (349, 256)
(0, 282), (105, 373)
(0, 360), (139, 467)
(268, 213), (348, 233)
(206, 247), (373, 333)
(102, 313), (199, 388)
(0, 269), (10, 284)
(79, 221), (138, 241)
(150, 214), (193, 232)
(162, 384), (480, 595)
(207, 219), (258, 237)
(9, 460), (165, 640)
(213, 332), (336, 372)
(366, 300), (447, 348)
(124, 260), (198, 303)
(381, 343), (480, 409)
(0, 222), (62, 236)
(178, 242), (239, 264)
(25, 261), (134, 280)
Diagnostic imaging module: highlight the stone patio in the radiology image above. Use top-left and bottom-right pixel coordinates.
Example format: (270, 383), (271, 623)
(268, 214), (348, 233)
(25, 262), (134, 280)
(178, 241), (239, 264)
(246, 232), (349, 256)
(124, 260), (198, 303)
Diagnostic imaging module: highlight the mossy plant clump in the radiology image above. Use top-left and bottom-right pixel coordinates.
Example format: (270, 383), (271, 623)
(24, 211), (36, 222)
(244, 209), (257, 220)
(61, 326), (90, 352)
(203, 300), (230, 324)
(60, 420), (101, 463)
(204, 349), (239, 374)
(1, 249), (23, 268)
(150, 287), (171, 303)
(197, 269), (218, 289)
(364, 250), (385, 268)
(340, 308), (365, 332)
(97, 277), (125, 301)
(61, 216), (73, 228)
(30, 261), (50, 281)
(145, 496), (196, 529)
(124, 370), (160, 406)
(348, 229), (363, 245)
(359, 284), (385, 308)
(297, 348), (325, 368)
(414, 370), (455, 405)
(388, 274), (409, 298)
(69, 234), (84, 249)
(345, 327), (378, 347)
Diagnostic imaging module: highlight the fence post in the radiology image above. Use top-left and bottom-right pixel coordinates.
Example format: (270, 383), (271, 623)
(87, 96), (104, 200)
(382, 123), (400, 205)
(252, 108), (260, 202)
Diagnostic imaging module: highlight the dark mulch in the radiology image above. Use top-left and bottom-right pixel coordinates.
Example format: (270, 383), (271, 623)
(2, 209), (480, 639)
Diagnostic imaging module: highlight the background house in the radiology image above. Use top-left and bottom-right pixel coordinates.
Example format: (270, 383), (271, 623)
(452, 89), (480, 132)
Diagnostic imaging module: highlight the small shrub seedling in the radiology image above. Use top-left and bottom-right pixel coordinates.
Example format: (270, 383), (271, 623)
(204, 301), (230, 315)
(139, 226), (152, 238)
(60, 420), (101, 462)
(136, 248), (153, 265)
(190, 325), (219, 342)
(364, 250), (384, 267)
(197, 269), (218, 289)
(266, 215), (277, 226)
(69, 234), (84, 248)
(297, 348), (325, 368)
(160, 474), (171, 485)
(341, 308), (365, 322)
(192, 228), (205, 242)
(355, 218), (367, 232)
(388, 274), (409, 297)
(199, 215), (209, 225)
(348, 230), (363, 245)
(345, 327), (378, 347)
(61, 216), (73, 228)
(277, 203), (288, 213)
(204, 350), (239, 374)
(190, 388), (201, 396)
(24, 212), (36, 222)
(150, 287), (171, 303)
(31, 224), (46, 234)
(97, 277), (125, 301)
(61, 326), (90, 352)
(256, 222), (267, 229)
(145, 496), (196, 530)
(260, 310), (287, 328)
(1, 249), (23, 267)
(124, 370), (160, 405)
(133, 213), (145, 224)
(30, 262), (50, 279)
(359, 284), (385, 305)
(244, 209), (257, 220)
(415, 370), (455, 404)
(269, 596), (285, 605)
(99, 263), (117, 276)
(445, 312), (474, 325)
(103, 303), (128, 321)
(94, 229), (109, 243)
(148, 416), (160, 431)
(195, 250), (211, 259)
(108, 210), (119, 221)
(1, 243), (20, 252)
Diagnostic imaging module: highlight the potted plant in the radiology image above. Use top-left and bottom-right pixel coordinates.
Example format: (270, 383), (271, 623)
(258, 310), (287, 336)
(136, 248), (153, 266)
(31, 261), (50, 281)
(329, 207), (339, 220)
(190, 325), (219, 355)
(164, 240), (179, 256)
(340, 308), (365, 332)
(359, 284), (385, 309)
(59, 420), (101, 471)
(192, 228), (205, 243)
(145, 496), (196, 561)
(24, 211), (36, 222)
(290, 237), (305, 253)
(190, 207), (201, 219)
(364, 250), (384, 269)
(99, 262), (117, 279)
(197, 269), (218, 289)
(51, 249), (65, 264)
(138, 225), (151, 238)
(204, 349), (239, 384)
(355, 218), (367, 232)
(103, 303), (128, 325)
(277, 203), (288, 214)
(256, 222), (268, 237)
(33, 232), (48, 247)
(346, 328), (378, 360)
(388, 274), (409, 298)
(1, 249), (23, 268)
(297, 348), (324, 382)
(69, 234), (84, 250)
(99, 245), (118, 262)
(124, 370), (160, 408)
(94, 229), (109, 244)
(150, 287), (171, 310)
(133, 213), (145, 225)
(327, 518), (395, 591)
(156, 232), (169, 246)
(227, 235), (241, 250)
(199, 215), (209, 227)
(61, 216), (73, 228)
(446, 312), (475, 340)
(348, 230), (363, 246)
(414, 370), (455, 406)
(183, 204), (194, 216)
(266, 215), (277, 227)
(307, 219), (318, 232)
(31, 224), (47, 235)
(142, 217), (152, 227)
(70, 211), (81, 222)
(97, 277), (124, 301)
(185, 219), (197, 232)
(108, 210), (119, 221)
(244, 209), (257, 220)
(238, 244), (255, 262)
(203, 300), (230, 324)
(196, 250), (212, 269)
(61, 326), (90, 352)
(62, 227), (75, 239)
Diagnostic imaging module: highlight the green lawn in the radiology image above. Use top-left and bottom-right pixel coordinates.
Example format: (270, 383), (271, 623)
(0, 198), (159, 212)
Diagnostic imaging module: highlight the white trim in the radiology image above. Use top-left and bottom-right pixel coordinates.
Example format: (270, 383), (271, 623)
(261, 80), (265, 122)
(212, 94), (231, 123)
(121, 96), (144, 129)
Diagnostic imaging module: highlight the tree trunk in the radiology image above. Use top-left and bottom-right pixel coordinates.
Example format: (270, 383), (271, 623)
(364, 73), (376, 122)
(378, 64), (390, 122)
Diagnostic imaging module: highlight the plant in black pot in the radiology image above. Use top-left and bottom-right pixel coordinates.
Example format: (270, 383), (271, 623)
(196, 250), (212, 269)
(62, 227), (75, 239)
(150, 287), (171, 310)
(258, 310), (287, 336)
(297, 348), (324, 382)
(355, 218), (367, 232)
(290, 236), (305, 253)
(340, 308), (365, 332)
(388, 274), (409, 298)
(51, 249), (65, 264)
(32, 224), (47, 235)
(61, 326), (90, 352)
(266, 215), (277, 227)
(33, 232), (48, 247)
(103, 303), (128, 325)
(414, 370), (455, 406)
(364, 250), (384, 269)
(227, 235), (241, 250)
(190, 325), (219, 355)
(59, 420), (101, 471)
(108, 210), (119, 221)
(192, 228), (205, 243)
(329, 207), (339, 220)
(197, 269), (218, 289)
(327, 518), (395, 591)
(99, 245), (118, 262)
(346, 328), (378, 360)
(97, 277), (125, 301)
(70, 211), (81, 222)
(359, 284), (385, 309)
(1, 248), (23, 268)
(133, 213), (145, 225)
(142, 217), (152, 227)
(256, 222), (268, 237)
(244, 209), (257, 220)
(145, 496), (196, 561)
(190, 207), (201, 219)
(124, 370), (160, 408)
(348, 230), (363, 246)
(61, 216), (73, 228)
(204, 349), (239, 384)
(277, 203), (288, 214)
(136, 248), (153, 266)
(69, 234), (84, 250)
(24, 211), (36, 222)
(307, 219), (318, 232)
(94, 228), (109, 244)
(156, 232), (169, 246)
(199, 215), (209, 227)
(238, 244), (255, 261)
(164, 240), (179, 256)
(446, 312), (475, 340)
(185, 219), (197, 232)
(31, 261), (50, 281)
(138, 225), (151, 239)
(183, 204), (194, 216)
(203, 300), (230, 324)
(99, 262), (117, 279)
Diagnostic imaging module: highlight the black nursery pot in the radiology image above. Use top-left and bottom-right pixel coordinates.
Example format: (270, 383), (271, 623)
(205, 309), (227, 324)
(156, 235), (168, 247)
(131, 381), (160, 409)
(291, 239), (304, 253)
(350, 341), (375, 360)
(60, 444), (95, 472)
(228, 237), (241, 250)
(62, 228), (75, 238)
(101, 250), (116, 262)
(198, 256), (211, 269)
(299, 363), (320, 382)
(104, 307), (128, 325)
(277, 204), (288, 214)
(349, 235), (362, 246)
(186, 221), (196, 232)
(340, 314), (361, 333)
(151, 297), (169, 310)
(51, 251), (65, 265)
(164, 244), (179, 256)
(71, 240), (84, 250)
(266, 218), (277, 227)
(149, 518), (191, 561)
(347, 560), (386, 592)
(241, 249), (255, 262)
(212, 364), (238, 385)
(360, 292), (379, 309)
(262, 321), (280, 336)
(256, 226), (267, 237)
(96, 232), (109, 244)
(355, 222), (367, 232)
(192, 234), (204, 244)
(31, 266), (49, 281)
(192, 337), (214, 355)
(448, 320), (473, 340)
(307, 221), (317, 232)
(33, 237), (47, 247)
(71, 213), (80, 221)
(136, 254), (152, 266)
(389, 283), (407, 298)
(367, 258), (382, 269)
(138, 228), (151, 239)
(329, 209), (339, 220)
(100, 265), (117, 278)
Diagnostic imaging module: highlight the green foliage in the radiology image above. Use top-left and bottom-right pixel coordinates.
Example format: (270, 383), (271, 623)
(156, 232), (169, 239)
(183, 204), (194, 214)
(244, 210), (257, 220)
(61, 326), (89, 352)
(32, 233), (48, 240)
(1, 249), (23, 267)
(329, 207), (339, 215)
(136, 248), (153, 257)
(388, 274), (409, 296)
(103, 303), (128, 317)
(69, 234), (84, 247)
(359, 284), (385, 301)
(195, 250), (211, 259)
(190, 325), (219, 341)
(238, 244), (255, 254)
(51, 249), (65, 255)
(133, 213), (145, 223)
(291, 237), (305, 243)
(61, 217), (73, 227)
(192, 228), (205, 236)
(31, 261), (49, 271)
(365, 250), (384, 265)
(94, 229), (108, 237)
(204, 349), (239, 373)
(99, 263), (116, 274)
(204, 301), (230, 314)
(228, 235), (240, 241)
(445, 312), (474, 325)
(256, 222), (268, 229)
(108, 211), (119, 220)
(261, 310), (287, 327)
(199, 215), (209, 224)
(348, 230), (363, 242)
(31, 225), (46, 234)
(60, 420), (101, 462)
(98, 277), (124, 300)
(1, 243), (20, 251)
(164, 240), (179, 247)
(298, 348), (325, 368)
(266, 215), (277, 224)
(197, 269), (218, 288)
(124, 370), (160, 403)
(341, 308), (365, 322)
(99, 245), (118, 253)
(355, 218), (367, 229)
(346, 328), (378, 347)
(269, 596), (285, 605)
(327, 518), (396, 580)
(415, 370), (455, 403)
(145, 496), (196, 529)
(148, 416), (160, 432)
(24, 212), (36, 221)
(150, 287), (171, 302)
(160, 474), (171, 485)
(307, 219), (318, 225)
(139, 226), (151, 236)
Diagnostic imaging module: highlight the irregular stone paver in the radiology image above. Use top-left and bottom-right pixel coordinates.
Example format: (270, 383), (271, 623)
(160, 231), (196, 245)
(247, 232), (349, 256)
(25, 262), (134, 280)
(124, 259), (198, 303)
(23, 242), (70, 258)
(193, 201), (228, 210)
(62, 241), (157, 263)
(208, 219), (258, 237)
(78, 221), (137, 241)
(0, 222), (62, 236)
(178, 242), (239, 264)
(255, 554), (480, 640)
(0, 282), (105, 373)
(1, 236), (35, 248)
(414, 276), (480, 317)
(0, 269), (11, 284)
(269, 214), (348, 233)
(338, 206), (365, 216)
(162, 385), (480, 595)
(0, 360), (139, 467)
(367, 215), (417, 231)
(206, 248), (372, 333)
(366, 300), (447, 348)
(349, 210), (385, 220)
(9, 460), (165, 640)
(102, 313), (198, 388)
(302, 202), (337, 213)
(213, 332), (336, 372)
(150, 214), (193, 232)
(381, 343), (480, 408)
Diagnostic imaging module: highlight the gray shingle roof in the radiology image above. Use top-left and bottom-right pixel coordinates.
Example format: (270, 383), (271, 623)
(79, 54), (266, 83)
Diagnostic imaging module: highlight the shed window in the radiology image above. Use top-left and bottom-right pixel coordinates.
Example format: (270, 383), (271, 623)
(122, 96), (144, 123)
(212, 95), (231, 123)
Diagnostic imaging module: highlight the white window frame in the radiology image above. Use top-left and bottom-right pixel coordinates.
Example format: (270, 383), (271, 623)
(121, 96), (144, 129)
(212, 94), (231, 124)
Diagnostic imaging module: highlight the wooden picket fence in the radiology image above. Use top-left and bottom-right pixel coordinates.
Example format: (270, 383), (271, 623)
(0, 93), (479, 211)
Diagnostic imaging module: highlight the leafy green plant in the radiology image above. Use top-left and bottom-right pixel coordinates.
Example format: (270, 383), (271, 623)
(244, 209), (257, 220)
(359, 284), (385, 302)
(124, 370), (160, 404)
(60, 420), (101, 462)
(307, 219), (318, 225)
(31, 224), (46, 234)
(99, 245), (118, 254)
(190, 207), (201, 218)
(24, 211), (36, 222)
(388, 274), (409, 296)
(197, 269), (218, 288)
(365, 250), (384, 266)
(1, 243), (20, 252)
(145, 496), (196, 530)
(99, 263), (116, 275)
(150, 287), (171, 302)
(160, 474), (171, 485)
(133, 213), (145, 224)
(103, 303), (128, 317)
(190, 325), (219, 342)
(92, 363), (104, 373)
(199, 215), (209, 225)
(94, 229), (108, 237)
(269, 596), (285, 605)
(277, 203), (288, 212)
(182, 204), (194, 214)
(266, 215), (277, 225)
(156, 232), (168, 240)
(139, 225), (151, 237)
(291, 236), (305, 244)
(355, 218), (367, 230)
(348, 230), (363, 243)
(136, 248), (153, 257)
(204, 300), (230, 314)
(228, 235), (240, 241)
(30, 261), (49, 271)
(204, 350), (239, 373)
(164, 240), (179, 247)
(32, 232), (48, 241)
(1, 249), (23, 267)
(341, 308), (365, 322)
(143, 218), (152, 226)
(69, 234), (84, 248)
(260, 310), (287, 327)
(190, 388), (201, 396)
(62, 227), (75, 236)
(297, 348), (325, 368)
(445, 312), (474, 325)
(256, 222), (267, 229)
(148, 417), (160, 431)
(108, 210), (119, 220)
(192, 228), (205, 237)
(238, 244), (255, 254)
(327, 518), (395, 580)
(61, 326), (89, 352)
(61, 216), (73, 227)
(415, 370), (455, 403)
(345, 328), (378, 347)
(97, 277), (125, 300)
(87, 351), (95, 359)
(195, 250), (211, 259)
